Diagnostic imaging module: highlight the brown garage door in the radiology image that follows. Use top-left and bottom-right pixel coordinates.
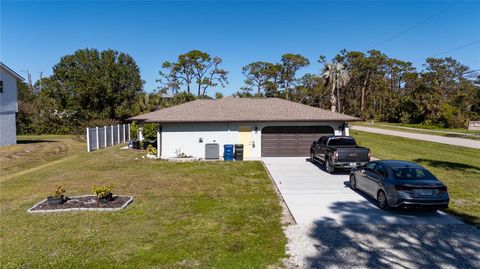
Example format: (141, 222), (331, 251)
(261, 126), (334, 157)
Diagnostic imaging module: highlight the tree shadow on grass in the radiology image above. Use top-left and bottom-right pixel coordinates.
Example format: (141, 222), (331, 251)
(16, 140), (57, 144)
(304, 199), (480, 268)
(414, 158), (480, 175)
(443, 209), (480, 227)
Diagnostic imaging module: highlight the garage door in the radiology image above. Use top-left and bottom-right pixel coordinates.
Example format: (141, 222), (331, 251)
(261, 126), (334, 157)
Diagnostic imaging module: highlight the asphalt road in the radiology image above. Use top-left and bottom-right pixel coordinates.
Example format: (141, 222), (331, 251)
(351, 125), (480, 149)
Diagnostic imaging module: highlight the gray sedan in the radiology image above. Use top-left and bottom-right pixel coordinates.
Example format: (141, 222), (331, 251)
(350, 160), (449, 210)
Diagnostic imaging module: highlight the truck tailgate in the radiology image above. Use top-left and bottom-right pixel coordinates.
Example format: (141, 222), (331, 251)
(336, 148), (369, 162)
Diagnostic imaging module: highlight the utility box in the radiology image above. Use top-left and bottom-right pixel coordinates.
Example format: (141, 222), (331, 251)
(205, 143), (220, 159)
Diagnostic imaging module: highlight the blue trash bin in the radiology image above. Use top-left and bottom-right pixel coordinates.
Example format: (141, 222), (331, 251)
(223, 144), (234, 161)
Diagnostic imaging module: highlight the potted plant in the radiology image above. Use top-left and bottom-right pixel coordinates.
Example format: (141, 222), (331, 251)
(92, 185), (113, 203)
(47, 185), (66, 205)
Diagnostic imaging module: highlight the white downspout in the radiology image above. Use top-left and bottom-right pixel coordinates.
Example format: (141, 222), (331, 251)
(138, 122), (144, 142)
(157, 124), (161, 159)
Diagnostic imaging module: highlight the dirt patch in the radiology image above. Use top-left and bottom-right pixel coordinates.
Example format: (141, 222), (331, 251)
(28, 195), (133, 212)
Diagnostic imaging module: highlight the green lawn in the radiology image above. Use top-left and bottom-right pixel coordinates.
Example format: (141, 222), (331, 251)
(352, 130), (480, 225)
(352, 121), (480, 140)
(0, 135), (83, 177)
(0, 137), (286, 268)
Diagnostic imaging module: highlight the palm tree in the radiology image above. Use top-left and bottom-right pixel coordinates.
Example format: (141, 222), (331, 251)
(322, 63), (350, 113)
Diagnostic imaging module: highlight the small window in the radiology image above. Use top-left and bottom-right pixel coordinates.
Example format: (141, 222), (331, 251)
(374, 164), (388, 177)
(365, 162), (376, 171)
(392, 168), (429, 180)
(320, 137), (326, 146)
(0, 81), (3, 93)
(328, 137), (356, 146)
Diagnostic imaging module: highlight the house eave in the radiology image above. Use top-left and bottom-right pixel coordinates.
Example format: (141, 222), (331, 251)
(0, 63), (25, 81)
(141, 118), (360, 124)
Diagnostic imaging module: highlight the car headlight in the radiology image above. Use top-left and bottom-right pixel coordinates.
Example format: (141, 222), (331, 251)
(397, 191), (411, 199)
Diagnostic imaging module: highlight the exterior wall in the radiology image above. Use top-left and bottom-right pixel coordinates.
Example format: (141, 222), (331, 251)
(0, 68), (18, 146)
(160, 122), (238, 158)
(160, 121), (345, 159)
(0, 112), (16, 146)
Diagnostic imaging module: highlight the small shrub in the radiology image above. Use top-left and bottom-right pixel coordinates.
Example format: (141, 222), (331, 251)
(175, 148), (192, 158)
(130, 122), (157, 141)
(92, 185), (113, 198)
(54, 185), (66, 198)
(147, 144), (157, 155)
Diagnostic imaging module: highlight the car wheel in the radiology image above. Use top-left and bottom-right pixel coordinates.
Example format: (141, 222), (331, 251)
(325, 159), (334, 173)
(350, 174), (356, 190)
(310, 152), (315, 162)
(377, 190), (389, 210)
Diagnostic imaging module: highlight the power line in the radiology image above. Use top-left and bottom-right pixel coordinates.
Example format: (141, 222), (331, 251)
(428, 39), (480, 58)
(413, 39), (480, 63)
(369, 1), (463, 50)
(463, 69), (480, 75)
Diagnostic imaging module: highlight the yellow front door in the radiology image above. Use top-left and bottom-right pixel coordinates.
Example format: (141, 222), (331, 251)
(238, 126), (252, 158)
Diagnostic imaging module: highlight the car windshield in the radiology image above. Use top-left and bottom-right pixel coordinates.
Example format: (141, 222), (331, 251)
(392, 167), (430, 180)
(328, 138), (356, 146)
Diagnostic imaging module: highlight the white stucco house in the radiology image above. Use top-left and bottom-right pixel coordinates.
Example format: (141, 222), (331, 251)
(129, 97), (359, 159)
(0, 63), (24, 146)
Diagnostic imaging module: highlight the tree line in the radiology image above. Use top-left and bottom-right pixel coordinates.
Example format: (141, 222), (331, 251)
(16, 48), (480, 135)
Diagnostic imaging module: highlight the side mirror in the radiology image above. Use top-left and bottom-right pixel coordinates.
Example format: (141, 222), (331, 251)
(361, 165), (366, 172)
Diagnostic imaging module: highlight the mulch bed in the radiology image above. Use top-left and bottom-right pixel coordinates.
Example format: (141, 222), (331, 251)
(28, 195), (133, 213)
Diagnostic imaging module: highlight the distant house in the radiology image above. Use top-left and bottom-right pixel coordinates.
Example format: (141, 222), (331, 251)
(0, 63), (24, 146)
(129, 97), (359, 159)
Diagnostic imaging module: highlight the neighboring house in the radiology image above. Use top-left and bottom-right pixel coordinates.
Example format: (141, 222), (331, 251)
(0, 63), (24, 146)
(129, 97), (359, 159)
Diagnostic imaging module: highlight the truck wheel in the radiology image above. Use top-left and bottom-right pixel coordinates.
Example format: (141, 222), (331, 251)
(350, 175), (357, 190)
(325, 159), (335, 173)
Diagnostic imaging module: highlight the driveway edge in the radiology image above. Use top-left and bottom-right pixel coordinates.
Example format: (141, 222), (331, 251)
(262, 161), (296, 225)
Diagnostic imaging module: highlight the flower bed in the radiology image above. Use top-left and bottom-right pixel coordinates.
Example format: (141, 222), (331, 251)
(163, 157), (202, 162)
(27, 195), (133, 213)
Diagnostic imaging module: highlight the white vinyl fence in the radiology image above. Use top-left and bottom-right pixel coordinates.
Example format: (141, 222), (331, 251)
(86, 124), (130, 152)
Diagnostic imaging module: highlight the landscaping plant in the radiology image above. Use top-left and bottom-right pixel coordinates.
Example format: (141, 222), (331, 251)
(146, 144), (157, 156)
(54, 185), (66, 198)
(92, 185), (113, 202)
(47, 185), (66, 205)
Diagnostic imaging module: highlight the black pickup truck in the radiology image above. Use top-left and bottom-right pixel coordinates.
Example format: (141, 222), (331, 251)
(310, 136), (370, 173)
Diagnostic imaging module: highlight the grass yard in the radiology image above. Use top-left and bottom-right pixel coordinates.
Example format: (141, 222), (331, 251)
(0, 135), (83, 177)
(352, 121), (480, 140)
(352, 130), (480, 225)
(0, 137), (286, 268)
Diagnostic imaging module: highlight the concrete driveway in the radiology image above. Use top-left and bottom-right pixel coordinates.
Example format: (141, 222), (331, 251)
(263, 157), (462, 224)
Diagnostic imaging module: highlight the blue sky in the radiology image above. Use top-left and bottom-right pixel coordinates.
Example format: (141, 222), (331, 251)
(2, 1), (479, 95)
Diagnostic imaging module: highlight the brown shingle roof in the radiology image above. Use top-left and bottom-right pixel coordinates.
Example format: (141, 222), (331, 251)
(128, 97), (359, 123)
